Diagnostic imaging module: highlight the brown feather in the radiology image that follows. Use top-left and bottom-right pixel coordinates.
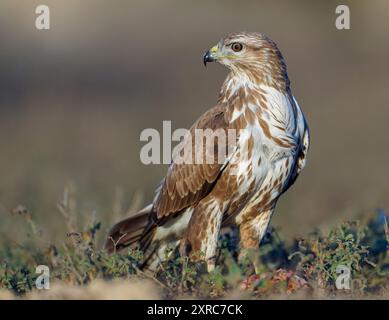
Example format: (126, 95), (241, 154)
(104, 205), (152, 253)
(154, 105), (234, 219)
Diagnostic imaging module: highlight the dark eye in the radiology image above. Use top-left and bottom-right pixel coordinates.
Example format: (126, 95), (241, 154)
(231, 42), (243, 52)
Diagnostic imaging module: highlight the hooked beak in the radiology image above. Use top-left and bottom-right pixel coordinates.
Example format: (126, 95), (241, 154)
(203, 50), (215, 66)
(203, 45), (218, 66)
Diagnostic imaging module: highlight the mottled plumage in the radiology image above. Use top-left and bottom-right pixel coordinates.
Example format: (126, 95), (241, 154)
(105, 32), (309, 273)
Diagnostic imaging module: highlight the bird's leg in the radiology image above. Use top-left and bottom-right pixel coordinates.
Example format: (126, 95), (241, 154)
(238, 208), (273, 274)
(179, 199), (224, 273)
(238, 247), (261, 274)
(206, 256), (217, 272)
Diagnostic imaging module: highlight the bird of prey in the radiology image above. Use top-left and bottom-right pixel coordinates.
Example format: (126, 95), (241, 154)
(105, 32), (309, 273)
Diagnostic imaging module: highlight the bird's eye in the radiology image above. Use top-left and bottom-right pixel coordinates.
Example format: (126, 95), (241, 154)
(231, 42), (243, 52)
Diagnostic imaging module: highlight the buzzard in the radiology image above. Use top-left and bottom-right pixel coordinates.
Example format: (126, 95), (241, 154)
(105, 32), (310, 273)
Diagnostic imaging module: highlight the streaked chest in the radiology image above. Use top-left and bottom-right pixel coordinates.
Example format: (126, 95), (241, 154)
(227, 84), (300, 198)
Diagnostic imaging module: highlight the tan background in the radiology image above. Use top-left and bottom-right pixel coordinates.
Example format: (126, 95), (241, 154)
(0, 0), (388, 243)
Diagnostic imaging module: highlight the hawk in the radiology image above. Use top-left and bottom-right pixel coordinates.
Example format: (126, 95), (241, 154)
(105, 32), (310, 273)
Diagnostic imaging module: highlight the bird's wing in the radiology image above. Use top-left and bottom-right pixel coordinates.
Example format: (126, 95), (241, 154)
(282, 97), (310, 193)
(294, 96), (310, 175)
(153, 104), (234, 219)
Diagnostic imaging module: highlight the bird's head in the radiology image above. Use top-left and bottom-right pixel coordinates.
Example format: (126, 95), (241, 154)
(203, 32), (289, 88)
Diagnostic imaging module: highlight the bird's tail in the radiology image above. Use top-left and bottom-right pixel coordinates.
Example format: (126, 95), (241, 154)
(104, 204), (153, 254)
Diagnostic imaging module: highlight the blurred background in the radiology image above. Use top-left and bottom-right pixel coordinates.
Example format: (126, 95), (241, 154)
(0, 0), (388, 244)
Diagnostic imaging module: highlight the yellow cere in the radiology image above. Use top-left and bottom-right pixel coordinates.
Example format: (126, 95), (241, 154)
(210, 45), (218, 53)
